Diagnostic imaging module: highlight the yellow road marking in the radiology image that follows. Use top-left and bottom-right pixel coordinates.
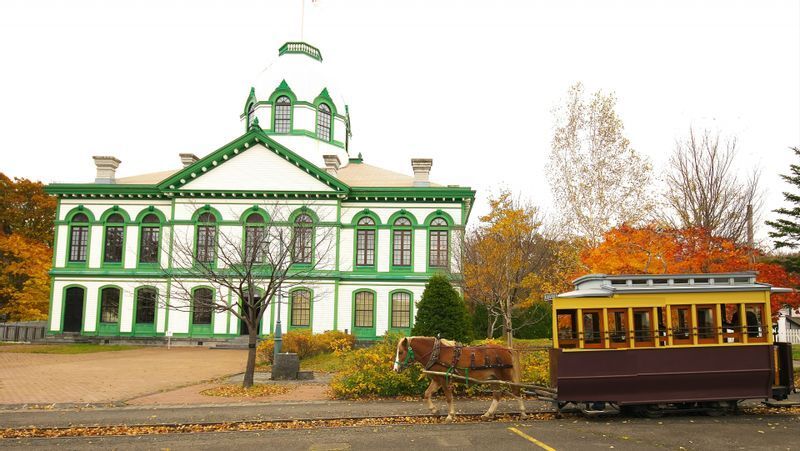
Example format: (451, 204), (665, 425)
(507, 427), (556, 451)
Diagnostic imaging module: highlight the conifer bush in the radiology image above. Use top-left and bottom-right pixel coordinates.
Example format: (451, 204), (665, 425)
(411, 274), (473, 342)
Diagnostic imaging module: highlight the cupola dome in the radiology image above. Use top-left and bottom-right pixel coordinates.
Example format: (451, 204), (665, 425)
(243, 42), (350, 167)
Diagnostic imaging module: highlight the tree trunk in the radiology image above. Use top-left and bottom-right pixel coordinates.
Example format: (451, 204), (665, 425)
(486, 310), (494, 339)
(504, 297), (513, 348)
(243, 320), (258, 388)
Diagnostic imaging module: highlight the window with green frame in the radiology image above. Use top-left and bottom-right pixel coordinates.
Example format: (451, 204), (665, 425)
(244, 213), (266, 264)
(429, 217), (449, 269)
(274, 96), (291, 133)
(354, 291), (375, 328)
(68, 212), (90, 263)
(135, 287), (157, 325)
(192, 288), (214, 326)
(292, 214), (313, 264)
(355, 216), (376, 267)
(392, 217), (412, 267)
(390, 292), (411, 329)
(290, 289), (311, 327)
(100, 287), (120, 324)
(316, 103), (332, 142)
(103, 213), (125, 264)
(139, 213), (161, 264)
(196, 212), (217, 264)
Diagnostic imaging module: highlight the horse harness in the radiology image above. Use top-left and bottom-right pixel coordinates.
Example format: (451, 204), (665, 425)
(425, 338), (514, 373)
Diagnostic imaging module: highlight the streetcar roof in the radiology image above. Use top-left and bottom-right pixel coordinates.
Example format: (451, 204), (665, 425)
(557, 272), (791, 298)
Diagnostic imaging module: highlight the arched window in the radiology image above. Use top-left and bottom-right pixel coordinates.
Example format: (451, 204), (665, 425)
(135, 288), (157, 325)
(274, 96), (291, 133)
(292, 214), (313, 264)
(429, 217), (449, 269)
(391, 292), (411, 329)
(316, 103), (331, 142)
(68, 213), (90, 263)
(196, 212), (217, 263)
(354, 291), (374, 328)
(103, 213), (125, 264)
(100, 287), (120, 324)
(244, 213), (266, 264)
(290, 289), (311, 328)
(192, 288), (214, 326)
(355, 217), (376, 267)
(392, 217), (412, 267)
(139, 213), (161, 264)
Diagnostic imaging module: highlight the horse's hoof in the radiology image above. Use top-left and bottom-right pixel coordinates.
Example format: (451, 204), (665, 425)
(481, 413), (494, 420)
(519, 413), (529, 420)
(429, 408), (439, 415)
(444, 415), (455, 423)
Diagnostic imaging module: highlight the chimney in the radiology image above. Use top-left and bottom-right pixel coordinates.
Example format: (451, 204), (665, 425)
(92, 156), (121, 184)
(411, 158), (433, 187)
(323, 154), (341, 176)
(179, 153), (199, 168)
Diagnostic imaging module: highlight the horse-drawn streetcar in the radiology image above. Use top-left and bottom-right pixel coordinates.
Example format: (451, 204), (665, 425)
(394, 271), (795, 419)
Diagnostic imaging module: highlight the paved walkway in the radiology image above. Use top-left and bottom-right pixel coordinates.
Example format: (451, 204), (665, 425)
(0, 348), (247, 404)
(0, 398), (553, 428)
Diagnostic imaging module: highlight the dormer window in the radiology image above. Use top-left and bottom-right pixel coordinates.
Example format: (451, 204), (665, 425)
(274, 96), (291, 133)
(316, 103), (331, 142)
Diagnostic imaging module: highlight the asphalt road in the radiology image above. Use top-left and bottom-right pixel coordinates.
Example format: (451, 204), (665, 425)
(4, 413), (799, 450)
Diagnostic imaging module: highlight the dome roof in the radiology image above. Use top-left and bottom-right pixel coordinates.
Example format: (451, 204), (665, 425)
(251, 42), (347, 112)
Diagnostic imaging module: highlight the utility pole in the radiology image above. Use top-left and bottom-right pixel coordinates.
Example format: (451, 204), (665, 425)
(747, 204), (755, 268)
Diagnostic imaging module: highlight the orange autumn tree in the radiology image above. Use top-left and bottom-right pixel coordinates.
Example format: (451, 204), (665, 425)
(582, 224), (800, 315)
(0, 234), (51, 321)
(0, 173), (56, 320)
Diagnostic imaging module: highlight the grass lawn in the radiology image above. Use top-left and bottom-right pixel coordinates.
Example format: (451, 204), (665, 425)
(792, 347), (800, 361)
(300, 351), (351, 373)
(0, 343), (141, 354)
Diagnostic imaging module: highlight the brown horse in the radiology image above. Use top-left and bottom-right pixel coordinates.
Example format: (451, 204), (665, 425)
(393, 336), (528, 422)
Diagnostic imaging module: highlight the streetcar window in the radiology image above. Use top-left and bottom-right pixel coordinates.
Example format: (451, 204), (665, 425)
(656, 307), (668, 346)
(633, 309), (655, 347)
(670, 305), (693, 345)
(722, 304), (742, 343)
(607, 309), (628, 348)
(556, 310), (578, 348)
(582, 310), (604, 348)
(696, 305), (717, 344)
(745, 304), (766, 343)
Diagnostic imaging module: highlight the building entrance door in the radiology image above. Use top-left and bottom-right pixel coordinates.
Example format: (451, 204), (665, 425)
(63, 287), (85, 332)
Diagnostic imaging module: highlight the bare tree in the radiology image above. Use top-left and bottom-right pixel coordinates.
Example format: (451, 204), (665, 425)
(160, 202), (335, 388)
(547, 82), (655, 246)
(663, 128), (762, 244)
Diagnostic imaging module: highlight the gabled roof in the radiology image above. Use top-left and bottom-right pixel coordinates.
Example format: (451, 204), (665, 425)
(156, 129), (350, 193)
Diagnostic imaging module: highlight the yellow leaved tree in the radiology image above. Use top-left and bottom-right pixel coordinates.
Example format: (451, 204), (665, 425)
(463, 190), (577, 346)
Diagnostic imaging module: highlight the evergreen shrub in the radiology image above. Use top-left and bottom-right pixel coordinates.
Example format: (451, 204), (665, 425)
(411, 274), (473, 342)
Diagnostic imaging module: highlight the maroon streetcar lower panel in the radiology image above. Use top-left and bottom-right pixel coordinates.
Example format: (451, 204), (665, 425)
(551, 345), (773, 405)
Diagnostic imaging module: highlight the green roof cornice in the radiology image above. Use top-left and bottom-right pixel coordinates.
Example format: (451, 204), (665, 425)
(45, 184), (165, 198)
(278, 42), (323, 62)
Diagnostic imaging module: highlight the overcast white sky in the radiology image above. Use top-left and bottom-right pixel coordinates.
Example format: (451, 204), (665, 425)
(1, 0), (798, 241)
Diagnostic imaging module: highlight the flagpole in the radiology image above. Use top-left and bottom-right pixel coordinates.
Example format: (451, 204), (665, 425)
(300, 0), (305, 41)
